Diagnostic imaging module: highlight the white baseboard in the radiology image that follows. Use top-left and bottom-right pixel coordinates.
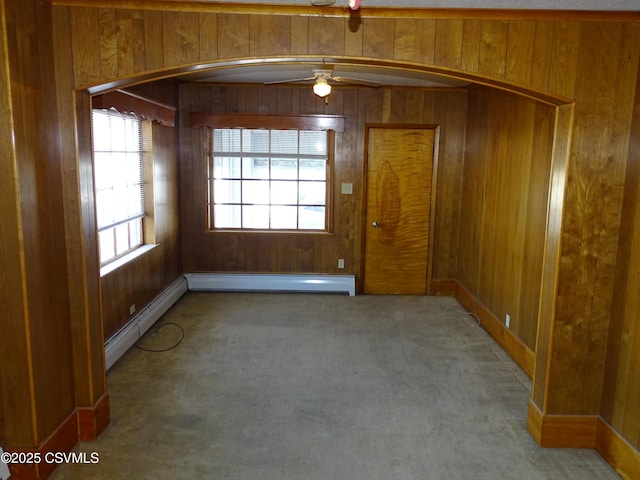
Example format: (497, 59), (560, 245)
(104, 276), (188, 370)
(184, 273), (356, 296)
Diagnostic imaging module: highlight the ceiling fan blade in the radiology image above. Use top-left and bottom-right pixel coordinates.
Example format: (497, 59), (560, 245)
(264, 76), (316, 85)
(331, 76), (380, 87)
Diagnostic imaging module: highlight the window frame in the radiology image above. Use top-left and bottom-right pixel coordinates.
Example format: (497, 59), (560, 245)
(91, 108), (153, 268)
(191, 113), (344, 234)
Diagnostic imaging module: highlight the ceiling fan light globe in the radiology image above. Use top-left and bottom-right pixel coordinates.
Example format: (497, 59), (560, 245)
(313, 80), (332, 98)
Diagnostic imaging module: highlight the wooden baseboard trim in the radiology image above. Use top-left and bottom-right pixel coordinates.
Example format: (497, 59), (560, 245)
(597, 418), (640, 480)
(7, 395), (110, 479)
(430, 279), (457, 296)
(528, 401), (640, 478)
(77, 392), (110, 441)
(453, 281), (535, 377)
(527, 400), (599, 448)
(8, 410), (78, 480)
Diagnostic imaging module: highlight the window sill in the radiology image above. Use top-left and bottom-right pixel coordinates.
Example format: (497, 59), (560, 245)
(100, 244), (158, 277)
(207, 229), (335, 236)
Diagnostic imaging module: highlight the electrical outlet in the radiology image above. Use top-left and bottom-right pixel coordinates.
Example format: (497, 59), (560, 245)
(129, 304), (136, 315)
(341, 182), (353, 195)
(338, 258), (345, 269)
(505, 313), (511, 329)
(0, 447), (11, 479)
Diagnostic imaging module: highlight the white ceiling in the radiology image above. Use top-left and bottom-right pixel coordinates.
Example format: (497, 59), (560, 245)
(184, 62), (471, 88)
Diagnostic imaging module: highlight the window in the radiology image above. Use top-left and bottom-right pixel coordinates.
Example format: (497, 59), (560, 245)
(207, 128), (331, 231)
(92, 109), (149, 266)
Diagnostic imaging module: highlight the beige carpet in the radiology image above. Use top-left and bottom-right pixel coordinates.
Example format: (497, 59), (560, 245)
(51, 292), (619, 479)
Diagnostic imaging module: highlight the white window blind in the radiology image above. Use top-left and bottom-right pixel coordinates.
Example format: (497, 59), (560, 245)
(92, 109), (145, 265)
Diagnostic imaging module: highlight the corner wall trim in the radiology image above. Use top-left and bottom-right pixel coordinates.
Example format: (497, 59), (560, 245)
(184, 273), (356, 296)
(527, 400), (599, 448)
(104, 276), (188, 370)
(77, 392), (110, 441)
(528, 400), (640, 479)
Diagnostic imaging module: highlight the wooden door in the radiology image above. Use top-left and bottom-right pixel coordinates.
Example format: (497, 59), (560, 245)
(363, 127), (436, 294)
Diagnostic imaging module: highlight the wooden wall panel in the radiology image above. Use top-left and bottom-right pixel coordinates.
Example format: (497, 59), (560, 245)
(602, 41), (640, 449)
(144, 11), (165, 70)
(217, 13), (249, 59)
(530, 21), (553, 93)
(162, 11), (199, 70)
(44, 2), (640, 460)
(198, 12), (218, 63)
(0, 6), (35, 447)
(308, 16), (344, 56)
(393, 19), (424, 63)
(548, 21), (580, 100)
(362, 18), (395, 59)
(180, 83), (467, 284)
(1, 0), (76, 447)
(100, 83), (182, 340)
(478, 20), (509, 78)
(70, 7), (101, 87)
(117, 9), (145, 78)
(434, 19), (463, 69)
(547, 21), (636, 415)
(460, 19), (482, 73)
(98, 9), (118, 79)
(505, 20), (536, 86)
(288, 17), (308, 55)
(459, 86), (554, 351)
(250, 15), (290, 57)
(344, 15), (363, 57)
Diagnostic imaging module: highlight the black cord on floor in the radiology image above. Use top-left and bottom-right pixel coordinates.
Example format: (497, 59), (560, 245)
(135, 322), (185, 352)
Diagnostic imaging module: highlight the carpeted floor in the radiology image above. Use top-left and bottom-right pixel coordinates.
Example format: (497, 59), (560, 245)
(50, 292), (620, 479)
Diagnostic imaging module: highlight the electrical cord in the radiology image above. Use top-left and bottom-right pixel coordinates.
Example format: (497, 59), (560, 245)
(135, 322), (185, 352)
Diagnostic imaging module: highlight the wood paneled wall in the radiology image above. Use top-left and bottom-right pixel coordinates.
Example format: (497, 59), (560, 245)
(179, 84), (467, 283)
(98, 82), (182, 340)
(540, 22), (639, 418)
(0, 0), (76, 447)
(14, 0), (637, 468)
(602, 57), (640, 450)
(100, 121), (182, 340)
(459, 86), (555, 351)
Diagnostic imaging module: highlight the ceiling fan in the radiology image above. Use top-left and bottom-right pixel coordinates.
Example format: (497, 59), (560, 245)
(264, 67), (379, 98)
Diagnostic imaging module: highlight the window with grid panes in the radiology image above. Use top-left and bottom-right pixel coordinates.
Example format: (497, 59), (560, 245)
(92, 109), (148, 265)
(208, 128), (330, 231)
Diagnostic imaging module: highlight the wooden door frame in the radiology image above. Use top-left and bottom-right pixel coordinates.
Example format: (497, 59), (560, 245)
(359, 124), (441, 295)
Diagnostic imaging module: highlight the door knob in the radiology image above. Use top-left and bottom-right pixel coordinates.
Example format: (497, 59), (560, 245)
(372, 221), (379, 228)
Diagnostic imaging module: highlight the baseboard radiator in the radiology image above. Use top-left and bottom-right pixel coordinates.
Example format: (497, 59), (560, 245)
(104, 276), (189, 370)
(184, 273), (356, 296)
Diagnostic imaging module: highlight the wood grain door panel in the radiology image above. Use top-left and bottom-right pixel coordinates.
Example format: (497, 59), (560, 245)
(364, 127), (436, 294)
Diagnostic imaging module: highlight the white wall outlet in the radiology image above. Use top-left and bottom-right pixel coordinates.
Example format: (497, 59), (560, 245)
(505, 313), (511, 329)
(341, 182), (353, 195)
(338, 258), (345, 269)
(0, 447), (11, 479)
(129, 304), (136, 315)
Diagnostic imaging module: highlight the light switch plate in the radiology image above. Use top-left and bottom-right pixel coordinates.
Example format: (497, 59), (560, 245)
(341, 182), (353, 195)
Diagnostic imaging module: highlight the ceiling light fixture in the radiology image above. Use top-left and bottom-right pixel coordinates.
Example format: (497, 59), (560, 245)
(313, 76), (332, 98)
